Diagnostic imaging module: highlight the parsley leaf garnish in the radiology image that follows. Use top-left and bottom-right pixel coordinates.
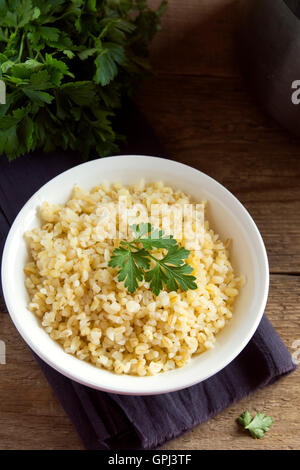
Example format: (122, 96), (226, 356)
(237, 411), (274, 439)
(131, 222), (178, 250)
(108, 223), (197, 296)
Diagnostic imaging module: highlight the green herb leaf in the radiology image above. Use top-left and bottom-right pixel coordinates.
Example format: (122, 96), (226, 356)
(237, 410), (252, 428)
(109, 246), (148, 294)
(94, 43), (126, 86)
(0, 0), (167, 161)
(144, 263), (167, 296)
(109, 224), (197, 296)
(131, 222), (178, 250)
(130, 222), (152, 239)
(160, 245), (191, 265)
(23, 88), (54, 103)
(238, 411), (274, 439)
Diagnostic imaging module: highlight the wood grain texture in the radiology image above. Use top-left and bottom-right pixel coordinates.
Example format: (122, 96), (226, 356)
(147, 0), (239, 77)
(0, 0), (299, 450)
(0, 276), (299, 450)
(136, 73), (300, 273)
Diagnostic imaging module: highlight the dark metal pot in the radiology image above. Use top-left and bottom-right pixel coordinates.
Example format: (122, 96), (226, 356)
(238, 0), (300, 137)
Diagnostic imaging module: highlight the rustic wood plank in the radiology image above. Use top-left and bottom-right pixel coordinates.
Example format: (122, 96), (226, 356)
(0, 415), (82, 451)
(136, 74), (300, 273)
(165, 275), (300, 449)
(164, 372), (300, 450)
(1, 0), (300, 452)
(0, 314), (83, 449)
(0, 275), (299, 449)
(0, 296), (7, 314)
(148, 0), (239, 77)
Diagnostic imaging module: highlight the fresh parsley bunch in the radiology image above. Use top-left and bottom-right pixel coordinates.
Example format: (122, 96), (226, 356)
(109, 223), (198, 296)
(0, 0), (167, 160)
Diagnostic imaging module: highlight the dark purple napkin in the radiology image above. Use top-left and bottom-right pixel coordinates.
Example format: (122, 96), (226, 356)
(0, 104), (296, 449)
(285, 0), (300, 18)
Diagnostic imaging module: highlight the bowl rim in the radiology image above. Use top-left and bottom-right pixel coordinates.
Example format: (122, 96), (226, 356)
(1, 155), (269, 395)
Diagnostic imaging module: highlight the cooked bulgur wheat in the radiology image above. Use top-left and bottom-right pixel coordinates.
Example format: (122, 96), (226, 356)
(24, 180), (244, 376)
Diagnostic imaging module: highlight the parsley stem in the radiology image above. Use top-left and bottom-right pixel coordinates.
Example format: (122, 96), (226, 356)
(120, 240), (137, 251)
(17, 32), (25, 63)
(34, 51), (45, 63)
(147, 252), (176, 276)
(26, 37), (33, 59)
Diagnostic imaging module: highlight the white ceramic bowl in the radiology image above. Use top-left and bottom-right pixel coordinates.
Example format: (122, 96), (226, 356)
(1, 155), (269, 395)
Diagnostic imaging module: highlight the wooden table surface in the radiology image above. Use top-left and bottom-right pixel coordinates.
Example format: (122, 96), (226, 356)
(0, 0), (299, 450)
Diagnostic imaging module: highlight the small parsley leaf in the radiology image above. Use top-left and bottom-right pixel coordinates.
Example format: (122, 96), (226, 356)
(145, 263), (167, 296)
(131, 222), (178, 250)
(161, 245), (191, 265)
(238, 411), (274, 439)
(237, 410), (252, 428)
(131, 222), (152, 239)
(109, 247), (148, 294)
(163, 263), (197, 292)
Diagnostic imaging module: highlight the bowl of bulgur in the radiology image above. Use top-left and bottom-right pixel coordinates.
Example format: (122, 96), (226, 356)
(1, 155), (269, 395)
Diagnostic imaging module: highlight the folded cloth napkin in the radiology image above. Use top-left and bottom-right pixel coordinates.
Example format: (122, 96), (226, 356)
(284, 0), (300, 18)
(0, 104), (296, 449)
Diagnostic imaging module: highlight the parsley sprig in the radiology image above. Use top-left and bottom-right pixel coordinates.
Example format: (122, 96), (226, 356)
(237, 410), (274, 439)
(0, 0), (167, 160)
(108, 223), (197, 296)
